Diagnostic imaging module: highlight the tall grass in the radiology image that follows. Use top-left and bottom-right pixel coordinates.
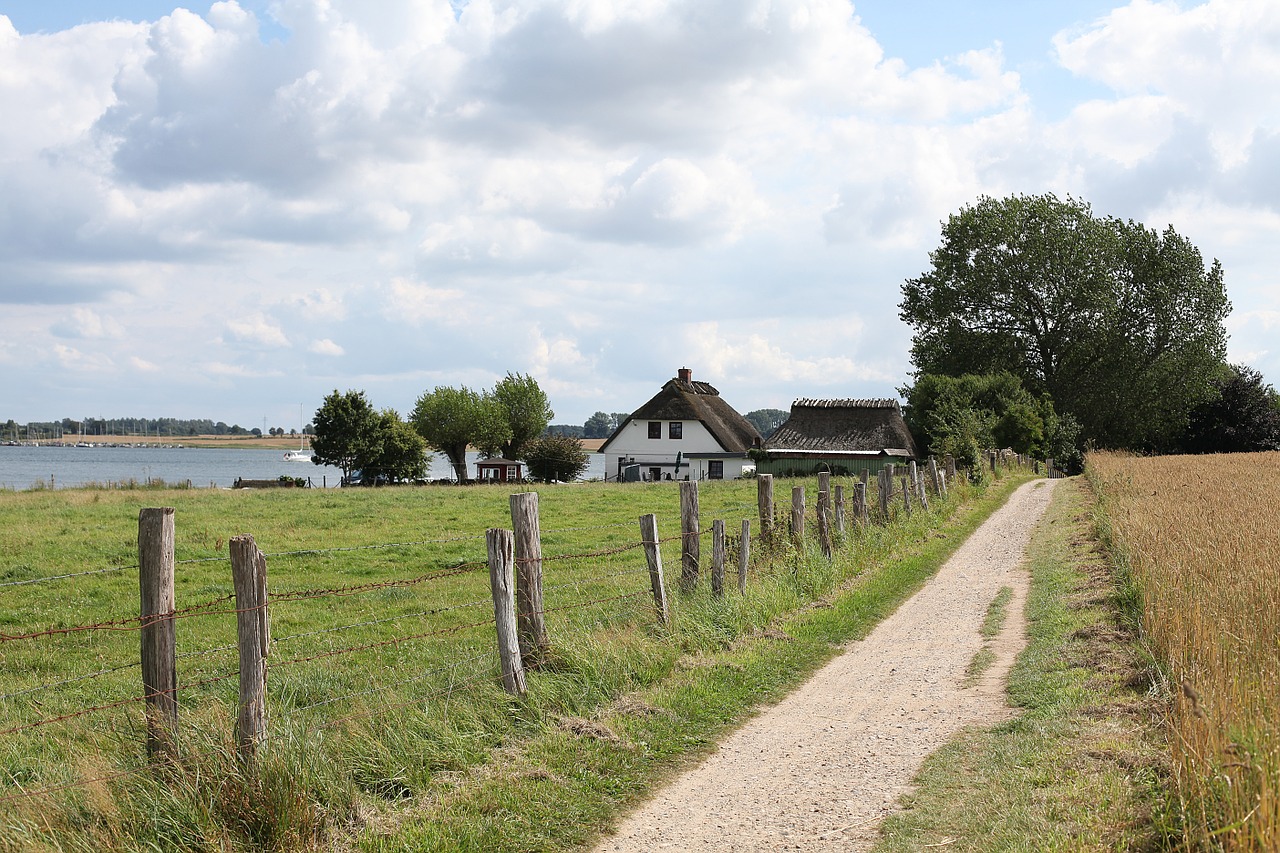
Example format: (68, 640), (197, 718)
(0, 474), (1008, 850)
(1087, 451), (1280, 850)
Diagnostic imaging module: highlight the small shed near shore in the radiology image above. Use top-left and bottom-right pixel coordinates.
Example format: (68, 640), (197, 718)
(757, 398), (919, 477)
(476, 458), (524, 483)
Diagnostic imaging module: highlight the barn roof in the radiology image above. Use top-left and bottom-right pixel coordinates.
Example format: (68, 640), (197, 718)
(600, 373), (763, 454)
(765, 398), (919, 458)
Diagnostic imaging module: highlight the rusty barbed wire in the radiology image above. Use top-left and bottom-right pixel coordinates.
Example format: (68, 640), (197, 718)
(0, 764), (150, 807)
(0, 660), (142, 703)
(268, 616), (495, 670)
(286, 651), (493, 714)
(0, 672), (238, 739)
(539, 589), (650, 616)
(319, 668), (498, 730)
(272, 561), (484, 603)
(273, 596), (493, 646)
(263, 533), (488, 561)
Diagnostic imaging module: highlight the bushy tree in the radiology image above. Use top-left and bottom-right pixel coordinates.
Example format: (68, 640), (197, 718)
(492, 373), (553, 460)
(358, 410), (428, 484)
(1182, 365), (1280, 454)
(745, 408), (789, 438)
(524, 434), (590, 482)
(311, 390), (380, 483)
(900, 193), (1230, 453)
(583, 411), (613, 438)
(411, 387), (510, 481)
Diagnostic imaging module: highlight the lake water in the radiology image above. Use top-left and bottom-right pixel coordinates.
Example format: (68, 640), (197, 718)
(0, 445), (606, 490)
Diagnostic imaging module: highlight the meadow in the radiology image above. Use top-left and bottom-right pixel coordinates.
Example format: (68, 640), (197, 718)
(1087, 451), (1280, 851)
(0, 470), (1027, 851)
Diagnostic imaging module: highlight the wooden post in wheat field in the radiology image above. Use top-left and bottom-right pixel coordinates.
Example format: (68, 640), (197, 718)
(711, 520), (726, 598)
(791, 486), (805, 549)
(509, 492), (548, 666)
(230, 534), (269, 759)
(738, 519), (750, 595)
(639, 514), (669, 625)
(680, 481), (700, 592)
(487, 528), (526, 696)
(757, 474), (774, 544)
(834, 485), (846, 536)
(138, 507), (177, 760)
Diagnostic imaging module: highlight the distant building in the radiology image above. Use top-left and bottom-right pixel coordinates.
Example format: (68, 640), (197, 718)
(757, 399), (919, 477)
(599, 367), (763, 482)
(475, 457), (524, 483)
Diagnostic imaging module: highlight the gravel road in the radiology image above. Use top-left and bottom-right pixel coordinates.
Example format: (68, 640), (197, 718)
(593, 478), (1059, 852)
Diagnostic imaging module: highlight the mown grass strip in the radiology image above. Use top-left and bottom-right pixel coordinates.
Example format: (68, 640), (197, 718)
(874, 477), (1170, 852)
(355, 474), (1033, 852)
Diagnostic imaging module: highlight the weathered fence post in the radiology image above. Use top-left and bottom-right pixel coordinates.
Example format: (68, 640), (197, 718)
(738, 519), (750, 595)
(791, 486), (805, 549)
(487, 528), (527, 696)
(680, 481), (700, 592)
(711, 520), (726, 597)
(901, 476), (912, 516)
(230, 534), (269, 760)
(757, 474), (774, 544)
(928, 457), (941, 495)
(639, 514), (669, 626)
(509, 492), (548, 667)
(834, 484), (846, 537)
(878, 468), (890, 519)
(138, 507), (177, 760)
(854, 481), (869, 526)
(1047, 457), (1055, 479)
(816, 475), (832, 560)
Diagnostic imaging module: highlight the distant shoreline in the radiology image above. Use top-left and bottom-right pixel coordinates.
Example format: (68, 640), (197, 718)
(16, 435), (609, 452)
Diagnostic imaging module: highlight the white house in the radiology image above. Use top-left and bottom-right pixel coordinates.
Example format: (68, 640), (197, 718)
(599, 367), (763, 481)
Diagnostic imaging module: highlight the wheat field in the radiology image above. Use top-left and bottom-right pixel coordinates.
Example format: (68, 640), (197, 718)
(1088, 451), (1280, 850)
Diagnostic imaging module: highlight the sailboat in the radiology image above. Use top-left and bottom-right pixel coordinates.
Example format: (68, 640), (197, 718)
(284, 405), (313, 461)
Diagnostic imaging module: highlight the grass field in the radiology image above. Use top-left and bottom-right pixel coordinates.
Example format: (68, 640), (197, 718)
(1087, 451), (1280, 852)
(0, 470), (1029, 851)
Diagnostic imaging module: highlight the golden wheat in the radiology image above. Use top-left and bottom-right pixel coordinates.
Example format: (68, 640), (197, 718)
(1088, 451), (1280, 851)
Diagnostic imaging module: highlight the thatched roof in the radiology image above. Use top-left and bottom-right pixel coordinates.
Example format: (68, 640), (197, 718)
(601, 374), (763, 454)
(765, 398), (919, 458)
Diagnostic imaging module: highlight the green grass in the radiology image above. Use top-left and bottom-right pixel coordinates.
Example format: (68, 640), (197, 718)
(874, 477), (1170, 852)
(0, 471), (1033, 851)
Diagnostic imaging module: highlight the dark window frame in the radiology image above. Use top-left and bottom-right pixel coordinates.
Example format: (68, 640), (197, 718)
(648, 421), (662, 439)
(708, 460), (724, 479)
(668, 421), (683, 439)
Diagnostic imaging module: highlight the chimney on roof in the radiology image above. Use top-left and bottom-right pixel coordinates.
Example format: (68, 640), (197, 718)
(678, 367), (692, 382)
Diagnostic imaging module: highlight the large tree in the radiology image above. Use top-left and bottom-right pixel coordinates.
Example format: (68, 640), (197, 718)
(492, 372), (554, 460)
(523, 433), (591, 482)
(899, 194), (1230, 453)
(311, 389), (380, 483)
(1182, 364), (1280, 454)
(358, 410), (428, 484)
(410, 386), (510, 481)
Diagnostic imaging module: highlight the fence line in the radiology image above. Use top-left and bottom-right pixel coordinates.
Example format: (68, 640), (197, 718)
(0, 452), (1043, 807)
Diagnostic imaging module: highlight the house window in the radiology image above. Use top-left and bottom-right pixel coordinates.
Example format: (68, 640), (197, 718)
(648, 422), (662, 439)
(708, 460), (724, 480)
(668, 421), (683, 439)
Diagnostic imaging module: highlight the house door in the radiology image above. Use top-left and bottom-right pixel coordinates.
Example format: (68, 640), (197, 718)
(708, 460), (724, 480)
(649, 467), (662, 482)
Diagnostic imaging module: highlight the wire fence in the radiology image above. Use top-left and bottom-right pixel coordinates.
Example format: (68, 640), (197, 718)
(0, 457), (1038, 810)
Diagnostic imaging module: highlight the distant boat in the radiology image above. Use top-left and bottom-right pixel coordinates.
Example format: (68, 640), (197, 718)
(284, 404), (313, 461)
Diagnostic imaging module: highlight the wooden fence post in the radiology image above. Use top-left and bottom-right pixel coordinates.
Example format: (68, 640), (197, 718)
(230, 534), (269, 760)
(738, 519), (750, 595)
(138, 507), (177, 760)
(878, 468), (890, 519)
(639, 514), (669, 625)
(833, 484), (845, 537)
(711, 520), (726, 597)
(901, 476), (912, 516)
(816, 476), (832, 560)
(487, 528), (526, 696)
(928, 457), (941, 495)
(509, 492), (548, 667)
(791, 486), (805, 549)
(680, 481), (700, 592)
(854, 481), (869, 526)
(757, 474), (774, 544)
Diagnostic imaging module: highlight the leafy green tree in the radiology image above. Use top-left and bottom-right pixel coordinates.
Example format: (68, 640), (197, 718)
(410, 386), (510, 481)
(1183, 365), (1280, 454)
(900, 193), (1230, 453)
(583, 411), (613, 438)
(524, 434), (590, 482)
(745, 408), (789, 438)
(492, 373), (554, 460)
(359, 410), (428, 484)
(311, 390), (380, 483)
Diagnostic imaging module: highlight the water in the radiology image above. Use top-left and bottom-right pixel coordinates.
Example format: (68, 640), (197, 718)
(0, 445), (606, 490)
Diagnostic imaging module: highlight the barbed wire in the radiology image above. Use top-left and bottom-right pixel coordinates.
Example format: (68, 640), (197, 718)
(0, 672), (238, 738)
(0, 659), (142, 703)
(263, 533), (488, 561)
(0, 764), (151, 807)
(273, 597), (493, 646)
(268, 616), (495, 670)
(0, 564), (134, 589)
(286, 651), (493, 714)
(539, 566), (651, 595)
(319, 668), (497, 730)
(540, 589), (650, 616)
(272, 562), (484, 603)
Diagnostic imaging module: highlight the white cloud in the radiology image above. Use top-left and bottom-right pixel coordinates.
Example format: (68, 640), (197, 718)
(309, 338), (345, 356)
(225, 313), (290, 348)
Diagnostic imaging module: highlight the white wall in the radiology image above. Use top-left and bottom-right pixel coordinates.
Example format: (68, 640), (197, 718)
(604, 418), (749, 480)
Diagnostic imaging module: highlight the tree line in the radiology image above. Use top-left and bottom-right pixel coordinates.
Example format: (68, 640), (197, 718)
(311, 373), (589, 485)
(898, 193), (1280, 472)
(2, 417), (271, 440)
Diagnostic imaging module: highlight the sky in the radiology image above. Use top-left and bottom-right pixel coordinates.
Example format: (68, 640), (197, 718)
(2, 0), (1278, 432)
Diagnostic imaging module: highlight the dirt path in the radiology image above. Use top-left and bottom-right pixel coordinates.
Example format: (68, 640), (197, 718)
(593, 478), (1059, 852)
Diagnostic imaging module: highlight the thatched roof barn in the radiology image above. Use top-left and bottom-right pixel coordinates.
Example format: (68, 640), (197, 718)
(758, 398), (918, 476)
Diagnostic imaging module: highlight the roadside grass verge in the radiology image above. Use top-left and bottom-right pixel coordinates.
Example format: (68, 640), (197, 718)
(875, 477), (1171, 852)
(352, 474), (1033, 852)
